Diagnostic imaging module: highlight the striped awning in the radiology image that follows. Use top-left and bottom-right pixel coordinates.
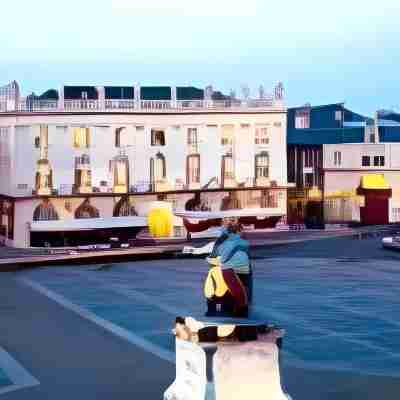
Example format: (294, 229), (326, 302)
(30, 216), (147, 232)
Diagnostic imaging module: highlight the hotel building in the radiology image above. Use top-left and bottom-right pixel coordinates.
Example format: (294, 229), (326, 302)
(0, 81), (288, 248)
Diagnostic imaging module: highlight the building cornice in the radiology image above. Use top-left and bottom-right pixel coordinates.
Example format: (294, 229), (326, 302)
(323, 168), (400, 172)
(0, 185), (288, 201)
(0, 109), (286, 118)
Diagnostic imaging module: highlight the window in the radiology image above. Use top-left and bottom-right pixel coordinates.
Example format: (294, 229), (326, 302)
(115, 127), (129, 148)
(295, 110), (310, 129)
(362, 156), (370, 167)
(73, 127), (90, 148)
(74, 154), (91, 189)
(255, 127), (269, 145)
(370, 134), (375, 143)
(110, 156), (129, 192)
(33, 200), (59, 221)
(304, 148), (315, 168)
(75, 199), (99, 219)
(81, 91), (88, 100)
(151, 129), (165, 146)
(261, 190), (278, 208)
(150, 153), (166, 184)
(335, 110), (342, 121)
(113, 196), (137, 217)
(334, 151), (342, 166)
(374, 156), (385, 166)
(187, 128), (198, 145)
(187, 154), (200, 184)
(305, 173), (313, 187)
(187, 128), (198, 152)
(38, 125), (49, 159)
(35, 161), (53, 194)
(222, 155), (234, 181)
(255, 152), (269, 178)
(221, 125), (234, 146)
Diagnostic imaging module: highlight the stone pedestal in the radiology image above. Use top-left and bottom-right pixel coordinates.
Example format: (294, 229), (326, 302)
(164, 329), (291, 400)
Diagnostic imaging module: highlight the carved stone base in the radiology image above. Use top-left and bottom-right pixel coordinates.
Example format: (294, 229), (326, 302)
(164, 328), (292, 400)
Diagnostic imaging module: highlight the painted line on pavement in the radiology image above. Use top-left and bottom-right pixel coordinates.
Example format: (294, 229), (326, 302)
(20, 277), (175, 364)
(0, 346), (39, 395)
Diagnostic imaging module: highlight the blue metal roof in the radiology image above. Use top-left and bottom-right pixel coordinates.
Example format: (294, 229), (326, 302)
(288, 127), (365, 145)
(379, 126), (400, 142)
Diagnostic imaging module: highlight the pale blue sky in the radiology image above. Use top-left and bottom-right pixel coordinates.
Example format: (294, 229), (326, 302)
(1, 0), (399, 115)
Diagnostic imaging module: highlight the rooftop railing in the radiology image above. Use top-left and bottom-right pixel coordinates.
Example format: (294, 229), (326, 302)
(2, 97), (282, 113)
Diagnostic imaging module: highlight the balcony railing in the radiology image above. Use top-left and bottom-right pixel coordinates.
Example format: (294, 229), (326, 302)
(4, 97), (281, 113)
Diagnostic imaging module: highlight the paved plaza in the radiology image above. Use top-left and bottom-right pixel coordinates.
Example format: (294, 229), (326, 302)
(0, 234), (400, 399)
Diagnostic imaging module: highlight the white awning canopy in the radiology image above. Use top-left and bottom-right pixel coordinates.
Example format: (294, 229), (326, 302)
(30, 216), (148, 232)
(174, 208), (283, 220)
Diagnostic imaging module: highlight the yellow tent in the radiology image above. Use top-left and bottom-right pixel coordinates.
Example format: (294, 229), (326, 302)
(360, 174), (390, 190)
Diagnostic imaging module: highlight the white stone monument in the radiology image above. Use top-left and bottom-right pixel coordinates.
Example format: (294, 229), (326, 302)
(164, 320), (292, 400)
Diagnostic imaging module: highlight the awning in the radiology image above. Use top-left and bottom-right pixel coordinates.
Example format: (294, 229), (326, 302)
(30, 216), (147, 232)
(174, 208), (284, 221)
(360, 174), (390, 190)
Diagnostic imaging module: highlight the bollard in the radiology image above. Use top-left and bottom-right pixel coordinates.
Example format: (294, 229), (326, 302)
(164, 318), (292, 400)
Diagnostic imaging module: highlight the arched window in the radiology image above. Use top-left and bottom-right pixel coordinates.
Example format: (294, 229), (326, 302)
(33, 199), (59, 221)
(255, 152), (269, 179)
(35, 160), (53, 195)
(150, 152), (166, 184)
(186, 154), (200, 185)
(113, 196), (137, 217)
(75, 199), (99, 219)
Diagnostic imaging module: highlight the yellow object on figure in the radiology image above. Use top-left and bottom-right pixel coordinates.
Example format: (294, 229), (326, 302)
(148, 207), (173, 238)
(204, 257), (229, 299)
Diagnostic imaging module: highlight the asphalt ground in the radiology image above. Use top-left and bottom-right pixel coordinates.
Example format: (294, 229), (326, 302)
(0, 233), (399, 399)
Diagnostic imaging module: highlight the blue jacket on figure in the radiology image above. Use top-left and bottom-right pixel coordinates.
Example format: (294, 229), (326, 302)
(216, 233), (250, 274)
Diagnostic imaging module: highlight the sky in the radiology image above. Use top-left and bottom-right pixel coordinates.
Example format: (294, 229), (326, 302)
(1, 0), (399, 115)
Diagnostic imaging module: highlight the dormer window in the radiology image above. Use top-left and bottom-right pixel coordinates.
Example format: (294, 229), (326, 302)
(82, 91), (88, 100)
(151, 129), (165, 146)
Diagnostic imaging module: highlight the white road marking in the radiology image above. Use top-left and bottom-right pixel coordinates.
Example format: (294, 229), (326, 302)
(20, 277), (175, 364)
(0, 346), (39, 395)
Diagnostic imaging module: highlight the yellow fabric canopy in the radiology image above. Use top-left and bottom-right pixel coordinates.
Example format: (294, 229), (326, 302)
(360, 174), (390, 190)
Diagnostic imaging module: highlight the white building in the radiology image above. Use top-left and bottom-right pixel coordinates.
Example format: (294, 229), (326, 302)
(324, 142), (400, 225)
(0, 82), (288, 248)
